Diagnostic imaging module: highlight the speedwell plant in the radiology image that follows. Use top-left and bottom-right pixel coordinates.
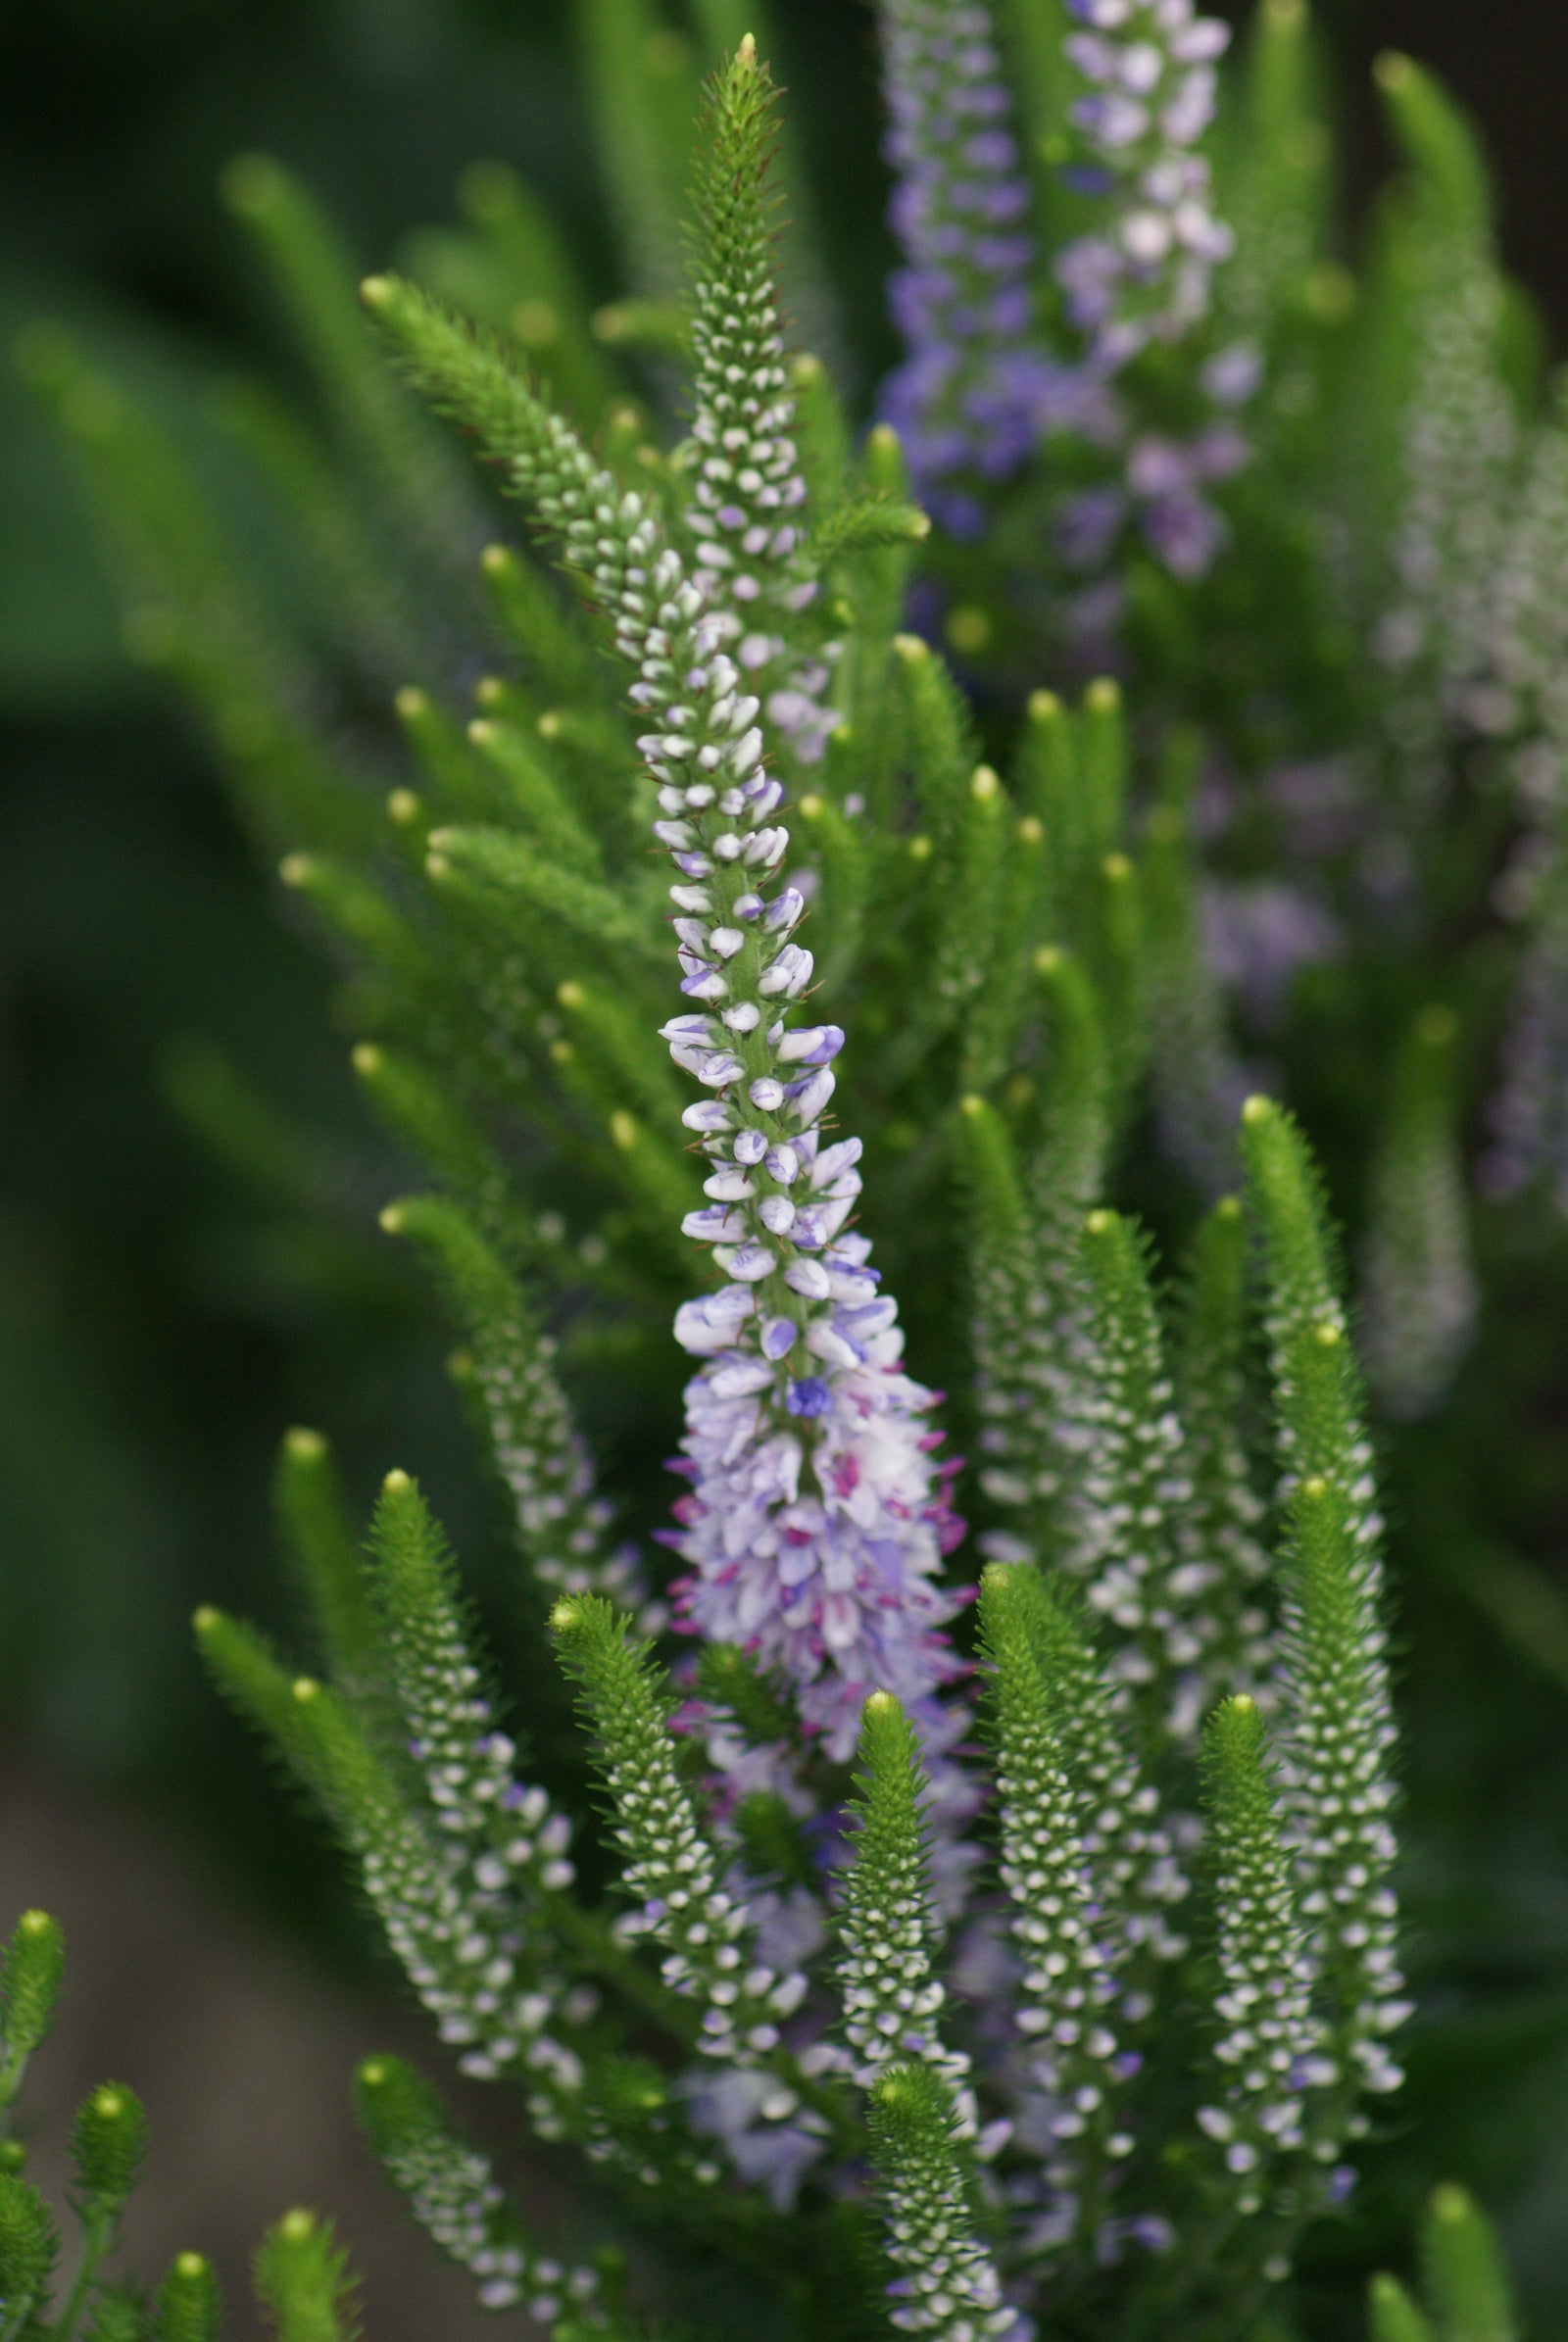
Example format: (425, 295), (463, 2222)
(21, 0), (1564, 2336)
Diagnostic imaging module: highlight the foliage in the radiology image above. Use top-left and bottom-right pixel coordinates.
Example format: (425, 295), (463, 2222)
(16, 0), (1568, 2335)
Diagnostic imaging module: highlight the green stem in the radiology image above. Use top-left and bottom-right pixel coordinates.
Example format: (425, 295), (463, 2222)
(52, 2207), (115, 2342)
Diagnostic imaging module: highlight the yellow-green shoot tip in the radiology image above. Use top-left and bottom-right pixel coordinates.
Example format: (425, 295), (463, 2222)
(1372, 49), (1414, 92)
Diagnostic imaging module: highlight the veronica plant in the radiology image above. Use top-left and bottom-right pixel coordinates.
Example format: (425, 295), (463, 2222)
(38, 43), (1407, 2335)
(24, 0), (1558, 2332)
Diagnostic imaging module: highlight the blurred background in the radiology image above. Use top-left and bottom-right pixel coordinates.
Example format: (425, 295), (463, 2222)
(3, 0), (1568, 2331)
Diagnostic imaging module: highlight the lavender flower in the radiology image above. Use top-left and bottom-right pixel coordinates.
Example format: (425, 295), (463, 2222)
(1057, 0), (1234, 372)
(876, 0), (1087, 533)
(1055, 0), (1246, 580)
(523, 432), (977, 1827)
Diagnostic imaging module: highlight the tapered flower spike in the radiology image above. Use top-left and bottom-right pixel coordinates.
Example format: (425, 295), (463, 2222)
(1277, 1459), (1406, 2108)
(1375, 234), (1515, 793)
(1369, 56), (1516, 804)
(970, 951), (1111, 1565)
(978, 1566), (1130, 2249)
(1142, 768), (1249, 1200)
(1056, 0), (1235, 375)
(874, 0), (1082, 536)
(1068, 1207), (1203, 1745)
(156, 2250), (223, 2342)
(1485, 855), (1568, 1212)
(837, 1694), (972, 2109)
(867, 2064), (1023, 2341)
(994, 1566), (1188, 1987)
(1419, 2184), (1516, 2342)
(551, 1596), (807, 2052)
(685, 37), (837, 764)
(364, 268), (973, 1817)
(0, 1910), (66, 2116)
(1172, 1197), (1274, 1704)
(1196, 1695), (1328, 2215)
(1239, 1094), (1382, 1537)
(0, 2167), (59, 2333)
(1359, 1005), (1478, 1421)
(356, 2056), (604, 2322)
(1370, 2274), (1436, 2342)
(550, 1596), (826, 2196)
(1054, 0), (1248, 578)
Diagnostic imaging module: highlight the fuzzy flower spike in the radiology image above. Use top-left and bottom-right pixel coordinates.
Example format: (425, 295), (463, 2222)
(1056, 0), (1248, 579)
(681, 39), (839, 765)
(362, 51), (972, 1825)
(876, 0), (1085, 535)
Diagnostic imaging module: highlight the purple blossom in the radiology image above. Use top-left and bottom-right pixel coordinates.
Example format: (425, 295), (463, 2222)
(1054, 0), (1247, 584)
(620, 549), (979, 1846)
(669, 1217), (972, 1791)
(876, 0), (1064, 518)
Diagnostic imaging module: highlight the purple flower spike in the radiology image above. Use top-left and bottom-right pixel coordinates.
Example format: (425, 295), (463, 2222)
(876, 0), (1054, 514)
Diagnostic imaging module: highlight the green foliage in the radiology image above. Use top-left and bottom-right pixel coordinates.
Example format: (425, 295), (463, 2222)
(153, 2256), (221, 2342)
(0, 1913), (64, 2109)
(0, 2171), (59, 2336)
(1371, 2187), (1517, 2342)
(1360, 1005), (1477, 1421)
(252, 2213), (360, 2342)
(70, 2086), (148, 2220)
(273, 1429), (384, 1697)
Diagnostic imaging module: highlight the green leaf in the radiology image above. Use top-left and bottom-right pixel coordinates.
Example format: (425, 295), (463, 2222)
(153, 2254), (222, 2342)
(273, 1428), (385, 1700)
(1420, 2185), (1515, 2342)
(1371, 2273), (1436, 2342)
(252, 2211), (359, 2342)
(425, 826), (656, 961)
(0, 2171), (59, 2332)
(0, 1910), (65, 2089)
(71, 2082), (148, 2217)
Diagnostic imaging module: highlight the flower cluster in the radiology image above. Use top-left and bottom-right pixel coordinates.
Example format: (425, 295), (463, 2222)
(1054, 0), (1249, 577)
(1057, 0), (1235, 371)
(1196, 1697), (1329, 2206)
(876, 0), (1086, 534)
